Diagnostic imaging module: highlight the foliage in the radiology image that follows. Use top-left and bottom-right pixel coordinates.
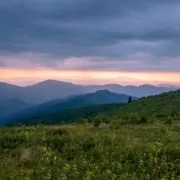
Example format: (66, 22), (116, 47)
(0, 122), (180, 179)
(1, 89), (180, 179)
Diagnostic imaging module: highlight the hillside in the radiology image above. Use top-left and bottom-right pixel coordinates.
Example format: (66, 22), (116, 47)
(11, 104), (121, 125)
(89, 89), (180, 122)
(11, 89), (180, 125)
(7, 90), (133, 125)
(113, 89), (180, 120)
(0, 82), (23, 101)
(0, 98), (32, 122)
(23, 80), (86, 103)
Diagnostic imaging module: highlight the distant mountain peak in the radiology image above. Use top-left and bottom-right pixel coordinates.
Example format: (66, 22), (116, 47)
(95, 89), (112, 94)
(27, 79), (77, 88)
(41, 79), (57, 83)
(139, 84), (156, 88)
(0, 82), (21, 88)
(35, 79), (72, 85)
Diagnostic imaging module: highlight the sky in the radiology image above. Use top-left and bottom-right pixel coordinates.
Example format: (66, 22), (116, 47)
(1, 0), (180, 86)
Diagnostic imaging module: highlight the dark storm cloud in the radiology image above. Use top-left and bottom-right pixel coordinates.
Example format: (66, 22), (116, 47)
(0, 0), (180, 71)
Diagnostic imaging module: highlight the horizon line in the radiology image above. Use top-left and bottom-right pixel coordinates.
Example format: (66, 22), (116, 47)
(0, 79), (179, 88)
(1, 68), (180, 87)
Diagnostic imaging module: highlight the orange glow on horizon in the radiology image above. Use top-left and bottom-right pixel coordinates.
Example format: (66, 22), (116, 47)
(1, 68), (180, 86)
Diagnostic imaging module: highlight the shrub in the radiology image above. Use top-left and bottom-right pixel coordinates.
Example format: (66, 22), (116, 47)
(164, 118), (173, 125)
(93, 120), (101, 127)
(139, 115), (148, 124)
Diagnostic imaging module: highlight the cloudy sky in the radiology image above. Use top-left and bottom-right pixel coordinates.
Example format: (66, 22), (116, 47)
(1, 0), (180, 85)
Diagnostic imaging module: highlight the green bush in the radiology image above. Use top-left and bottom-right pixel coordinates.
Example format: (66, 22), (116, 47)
(164, 118), (173, 125)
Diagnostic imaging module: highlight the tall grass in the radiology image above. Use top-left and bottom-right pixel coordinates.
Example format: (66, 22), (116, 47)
(0, 122), (180, 179)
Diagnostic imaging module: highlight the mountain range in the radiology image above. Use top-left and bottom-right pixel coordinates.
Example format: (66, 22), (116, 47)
(5, 90), (135, 124)
(0, 79), (178, 123)
(0, 80), (177, 104)
(8, 88), (180, 125)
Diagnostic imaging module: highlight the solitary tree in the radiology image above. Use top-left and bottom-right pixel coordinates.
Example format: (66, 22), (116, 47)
(128, 96), (132, 103)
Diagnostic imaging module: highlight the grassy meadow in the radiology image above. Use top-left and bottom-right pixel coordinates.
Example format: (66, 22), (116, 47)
(0, 121), (180, 179)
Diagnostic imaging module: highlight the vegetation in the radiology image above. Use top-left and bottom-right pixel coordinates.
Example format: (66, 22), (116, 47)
(114, 90), (180, 120)
(11, 103), (122, 125)
(128, 96), (132, 103)
(1, 89), (180, 179)
(0, 121), (180, 179)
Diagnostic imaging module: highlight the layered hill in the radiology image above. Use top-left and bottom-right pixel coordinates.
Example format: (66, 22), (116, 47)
(7, 90), (133, 125)
(0, 80), (86, 104)
(0, 79), (177, 123)
(0, 98), (32, 120)
(11, 89), (180, 125)
(0, 82), (23, 101)
(86, 84), (176, 97)
(0, 80), (176, 104)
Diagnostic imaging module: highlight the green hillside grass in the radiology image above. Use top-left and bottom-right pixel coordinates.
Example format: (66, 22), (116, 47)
(109, 90), (180, 121)
(0, 122), (180, 179)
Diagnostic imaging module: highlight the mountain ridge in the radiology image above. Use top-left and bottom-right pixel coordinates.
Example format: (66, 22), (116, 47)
(0, 79), (177, 105)
(5, 90), (134, 124)
(11, 88), (180, 125)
